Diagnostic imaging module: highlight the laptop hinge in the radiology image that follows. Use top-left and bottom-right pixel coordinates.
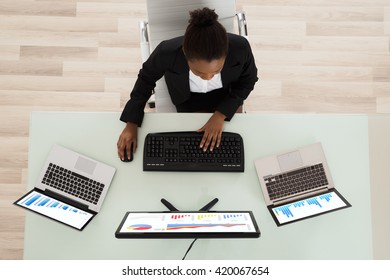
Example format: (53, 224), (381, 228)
(273, 187), (329, 206)
(43, 189), (92, 213)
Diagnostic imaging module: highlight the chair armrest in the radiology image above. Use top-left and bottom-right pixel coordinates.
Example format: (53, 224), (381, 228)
(139, 20), (150, 63)
(235, 11), (248, 38)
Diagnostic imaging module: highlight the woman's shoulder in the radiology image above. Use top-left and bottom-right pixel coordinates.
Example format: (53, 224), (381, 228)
(158, 36), (184, 54)
(150, 36), (185, 70)
(227, 33), (250, 48)
(227, 33), (252, 61)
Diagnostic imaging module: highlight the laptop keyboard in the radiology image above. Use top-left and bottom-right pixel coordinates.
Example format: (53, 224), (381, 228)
(41, 163), (105, 205)
(265, 163), (328, 200)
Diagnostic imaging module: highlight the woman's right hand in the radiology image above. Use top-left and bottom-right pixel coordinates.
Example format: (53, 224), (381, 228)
(117, 122), (138, 161)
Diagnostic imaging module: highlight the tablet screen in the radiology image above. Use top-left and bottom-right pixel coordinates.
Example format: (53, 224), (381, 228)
(14, 189), (94, 230)
(269, 189), (351, 226)
(115, 211), (260, 238)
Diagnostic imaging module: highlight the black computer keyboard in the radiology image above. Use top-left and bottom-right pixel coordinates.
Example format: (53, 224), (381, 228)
(143, 131), (244, 172)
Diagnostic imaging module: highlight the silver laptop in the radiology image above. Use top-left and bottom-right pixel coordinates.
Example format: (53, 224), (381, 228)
(254, 142), (351, 226)
(14, 144), (116, 230)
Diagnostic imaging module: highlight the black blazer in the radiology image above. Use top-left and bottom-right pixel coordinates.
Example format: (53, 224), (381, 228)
(120, 33), (258, 126)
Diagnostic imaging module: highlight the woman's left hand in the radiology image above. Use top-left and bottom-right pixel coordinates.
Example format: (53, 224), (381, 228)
(197, 111), (226, 152)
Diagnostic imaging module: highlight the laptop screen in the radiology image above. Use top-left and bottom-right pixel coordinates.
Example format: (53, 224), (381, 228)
(268, 189), (351, 226)
(115, 211), (260, 238)
(14, 189), (94, 230)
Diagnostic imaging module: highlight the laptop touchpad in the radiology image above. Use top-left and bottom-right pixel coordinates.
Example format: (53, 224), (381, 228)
(75, 156), (97, 175)
(277, 150), (303, 172)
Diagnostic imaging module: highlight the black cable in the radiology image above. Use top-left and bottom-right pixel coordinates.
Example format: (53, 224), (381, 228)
(182, 238), (198, 260)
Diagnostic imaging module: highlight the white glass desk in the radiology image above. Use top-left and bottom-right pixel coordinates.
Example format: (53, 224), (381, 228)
(24, 112), (373, 259)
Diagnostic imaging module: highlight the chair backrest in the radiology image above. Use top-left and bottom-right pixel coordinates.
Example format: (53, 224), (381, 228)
(145, 0), (240, 112)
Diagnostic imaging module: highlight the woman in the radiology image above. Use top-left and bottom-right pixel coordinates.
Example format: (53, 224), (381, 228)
(117, 7), (258, 161)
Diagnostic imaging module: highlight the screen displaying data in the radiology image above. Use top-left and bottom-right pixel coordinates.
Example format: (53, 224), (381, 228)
(16, 190), (94, 230)
(270, 191), (350, 225)
(119, 212), (257, 234)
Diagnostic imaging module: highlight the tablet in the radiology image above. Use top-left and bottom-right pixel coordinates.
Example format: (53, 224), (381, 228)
(268, 189), (351, 226)
(115, 211), (261, 238)
(14, 189), (95, 231)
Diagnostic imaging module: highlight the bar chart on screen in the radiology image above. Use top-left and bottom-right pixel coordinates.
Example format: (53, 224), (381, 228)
(271, 191), (350, 225)
(167, 213), (248, 231)
(16, 190), (93, 229)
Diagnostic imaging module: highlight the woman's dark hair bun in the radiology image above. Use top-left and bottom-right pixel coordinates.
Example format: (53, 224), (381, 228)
(184, 7), (228, 61)
(189, 7), (218, 27)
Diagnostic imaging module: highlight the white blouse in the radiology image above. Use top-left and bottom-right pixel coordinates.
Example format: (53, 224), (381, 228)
(189, 70), (223, 93)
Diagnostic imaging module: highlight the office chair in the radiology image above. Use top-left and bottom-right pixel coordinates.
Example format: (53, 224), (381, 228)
(139, 0), (248, 112)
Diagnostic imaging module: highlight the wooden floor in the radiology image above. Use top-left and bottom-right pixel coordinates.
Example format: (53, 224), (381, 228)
(1, 0), (389, 259)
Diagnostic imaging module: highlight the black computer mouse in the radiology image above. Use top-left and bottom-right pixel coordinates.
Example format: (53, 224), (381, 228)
(121, 145), (133, 162)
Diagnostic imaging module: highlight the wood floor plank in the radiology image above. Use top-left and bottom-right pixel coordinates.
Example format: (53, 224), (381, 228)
(377, 97), (390, 113)
(98, 47), (142, 63)
(282, 81), (374, 97)
(245, 96), (377, 113)
(21, 169), (28, 185)
(373, 82), (390, 96)
(20, 46), (98, 60)
(245, 20), (306, 36)
(307, 22), (385, 36)
(0, 90), (120, 108)
(385, 7), (390, 21)
(105, 77), (137, 106)
(243, 6), (384, 22)
(0, 60), (63, 76)
(98, 32), (141, 48)
(0, 215), (25, 236)
(76, 2), (146, 17)
(373, 67), (390, 81)
(0, 182), (27, 260)
(62, 61), (140, 77)
(0, 15), (118, 32)
(0, 45), (20, 60)
(0, 231), (24, 260)
(376, 97), (390, 114)
(303, 36), (389, 52)
(249, 81), (282, 97)
(384, 22), (390, 35)
(253, 50), (390, 67)
(118, 18), (147, 33)
(0, 76), (105, 91)
(0, 137), (29, 168)
(260, 65), (373, 82)
(248, 35), (303, 50)
(0, 169), (22, 184)
(0, 30), (99, 47)
(238, 0), (390, 5)
(0, 0), (76, 16)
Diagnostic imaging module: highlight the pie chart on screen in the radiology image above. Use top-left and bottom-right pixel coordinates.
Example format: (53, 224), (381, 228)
(127, 224), (152, 230)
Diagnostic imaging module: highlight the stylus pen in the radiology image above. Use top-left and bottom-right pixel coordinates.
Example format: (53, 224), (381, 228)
(199, 198), (219, 211)
(161, 198), (179, 211)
